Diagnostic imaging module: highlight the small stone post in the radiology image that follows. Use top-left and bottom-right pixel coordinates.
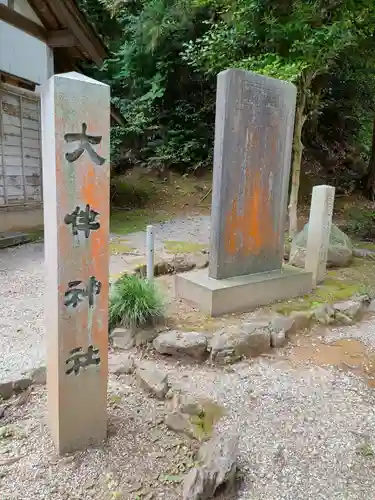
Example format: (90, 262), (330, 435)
(146, 225), (154, 280)
(305, 185), (335, 287)
(42, 72), (110, 454)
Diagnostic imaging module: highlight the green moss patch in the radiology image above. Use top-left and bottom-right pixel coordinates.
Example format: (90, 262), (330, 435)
(274, 258), (375, 315)
(164, 240), (208, 254)
(109, 240), (136, 255)
(189, 400), (225, 441)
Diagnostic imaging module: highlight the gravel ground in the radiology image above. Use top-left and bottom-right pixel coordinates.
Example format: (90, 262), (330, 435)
(113, 215), (210, 253)
(327, 318), (375, 349)
(2, 350), (375, 499)
(0, 216), (210, 382)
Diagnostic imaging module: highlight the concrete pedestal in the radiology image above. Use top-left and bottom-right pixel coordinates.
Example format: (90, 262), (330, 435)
(175, 265), (312, 316)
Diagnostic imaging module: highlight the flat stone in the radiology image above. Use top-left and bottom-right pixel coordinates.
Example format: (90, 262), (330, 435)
(182, 431), (239, 500)
(172, 256), (196, 273)
(312, 304), (336, 325)
(368, 299), (375, 313)
(0, 381), (13, 400)
(289, 311), (312, 332)
(154, 260), (172, 276)
(270, 316), (294, 336)
(12, 378), (32, 393)
(210, 321), (271, 364)
(29, 366), (47, 385)
(333, 300), (363, 320)
(153, 331), (208, 360)
(165, 412), (197, 439)
(134, 328), (159, 346)
(194, 255), (209, 270)
(136, 361), (169, 399)
(112, 354), (135, 375)
(111, 328), (135, 350)
(270, 330), (287, 348)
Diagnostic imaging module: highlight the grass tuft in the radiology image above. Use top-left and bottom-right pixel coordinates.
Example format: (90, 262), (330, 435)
(109, 274), (165, 330)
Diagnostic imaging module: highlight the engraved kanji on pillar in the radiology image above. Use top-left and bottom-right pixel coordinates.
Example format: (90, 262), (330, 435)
(42, 72), (110, 454)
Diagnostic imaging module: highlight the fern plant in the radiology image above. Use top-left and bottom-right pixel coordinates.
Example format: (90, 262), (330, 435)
(109, 274), (165, 330)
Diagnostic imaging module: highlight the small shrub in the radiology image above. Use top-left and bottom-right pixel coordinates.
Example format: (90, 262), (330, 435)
(344, 206), (375, 240)
(109, 275), (165, 330)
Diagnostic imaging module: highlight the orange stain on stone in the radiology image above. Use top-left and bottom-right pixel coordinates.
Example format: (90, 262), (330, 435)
(225, 170), (276, 256)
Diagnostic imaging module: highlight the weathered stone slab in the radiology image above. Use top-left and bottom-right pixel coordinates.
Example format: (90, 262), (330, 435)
(182, 431), (239, 500)
(42, 72), (110, 454)
(210, 321), (271, 364)
(136, 361), (169, 399)
(305, 185), (335, 286)
(153, 331), (208, 360)
(209, 69), (297, 279)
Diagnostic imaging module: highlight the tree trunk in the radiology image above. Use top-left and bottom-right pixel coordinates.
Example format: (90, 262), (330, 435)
(365, 116), (375, 201)
(288, 88), (307, 240)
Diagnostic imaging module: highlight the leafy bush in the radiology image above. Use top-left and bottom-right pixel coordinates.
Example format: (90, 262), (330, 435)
(344, 206), (375, 240)
(109, 275), (165, 330)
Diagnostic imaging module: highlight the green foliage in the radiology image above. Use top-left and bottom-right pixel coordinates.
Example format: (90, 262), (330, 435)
(79, 0), (375, 192)
(79, 0), (215, 171)
(344, 206), (375, 240)
(109, 275), (165, 330)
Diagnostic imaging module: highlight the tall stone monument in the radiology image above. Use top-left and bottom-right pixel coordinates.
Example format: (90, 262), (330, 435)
(175, 69), (312, 315)
(42, 72), (110, 453)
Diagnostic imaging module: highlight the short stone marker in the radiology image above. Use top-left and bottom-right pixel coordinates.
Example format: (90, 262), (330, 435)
(175, 69), (312, 315)
(42, 72), (110, 454)
(305, 185), (335, 286)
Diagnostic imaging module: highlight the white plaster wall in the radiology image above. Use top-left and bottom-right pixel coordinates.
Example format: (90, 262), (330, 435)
(0, 0), (53, 84)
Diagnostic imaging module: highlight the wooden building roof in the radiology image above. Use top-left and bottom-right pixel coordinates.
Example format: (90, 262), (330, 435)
(0, 0), (108, 69)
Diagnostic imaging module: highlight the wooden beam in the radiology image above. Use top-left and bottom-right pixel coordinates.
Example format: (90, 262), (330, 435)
(0, 4), (47, 43)
(47, 29), (77, 48)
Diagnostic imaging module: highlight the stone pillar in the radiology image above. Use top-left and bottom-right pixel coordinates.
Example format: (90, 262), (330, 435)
(42, 72), (110, 454)
(209, 69), (297, 280)
(305, 185), (335, 286)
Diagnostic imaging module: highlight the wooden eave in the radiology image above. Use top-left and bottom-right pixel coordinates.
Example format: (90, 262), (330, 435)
(0, 0), (107, 66)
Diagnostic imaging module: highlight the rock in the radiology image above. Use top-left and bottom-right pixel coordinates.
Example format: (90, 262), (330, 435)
(312, 304), (335, 325)
(136, 361), (169, 399)
(111, 328), (135, 350)
(154, 260), (172, 276)
(182, 431), (239, 500)
(333, 300), (363, 320)
(368, 299), (375, 313)
(289, 311), (312, 332)
(0, 381), (13, 400)
(270, 316), (294, 336)
(289, 223), (353, 268)
(153, 331), (208, 360)
(12, 378), (32, 393)
(165, 412), (196, 439)
(134, 328), (159, 346)
(172, 256), (196, 273)
(193, 254), (209, 270)
(210, 321), (271, 364)
(29, 366), (46, 385)
(270, 330), (287, 348)
(0, 406), (5, 419)
(269, 315), (294, 348)
(165, 393), (225, 440)
(112, 354), (135, 375)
